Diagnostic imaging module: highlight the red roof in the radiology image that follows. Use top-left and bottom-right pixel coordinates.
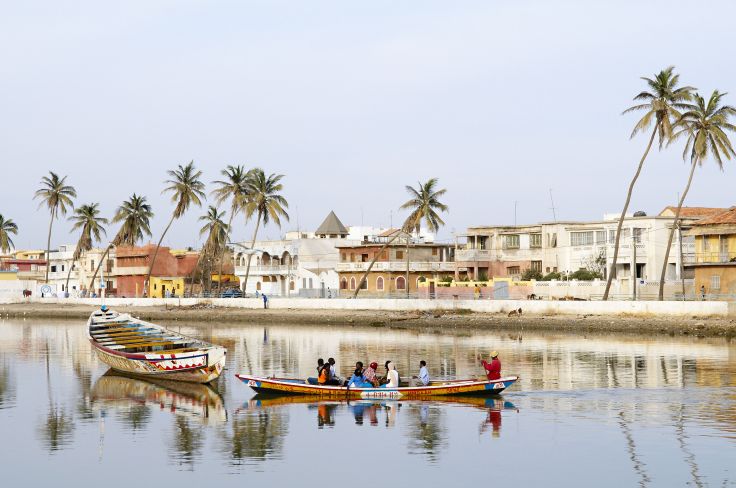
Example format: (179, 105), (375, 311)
(690, 207), (736, 226)
(659, 206), (728, 219)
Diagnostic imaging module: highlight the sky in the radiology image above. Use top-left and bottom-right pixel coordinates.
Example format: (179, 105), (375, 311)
(2, 0), (736, 250)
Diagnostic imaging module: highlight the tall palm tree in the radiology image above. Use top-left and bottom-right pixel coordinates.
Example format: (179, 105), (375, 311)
(657, 90), (736, 300)
(240, 169), (289, 293)
(88, 194), (154, 291)
(603, 67), (694, 300)
(0, 214), (19, 254)
(64, 203), (107, 293)
(145, 162), (205, 296)
(353, 178), (448, 298)
(34, 172), (77, 283)
(211, 165), (250, 294)
(194, 206), (230, 295)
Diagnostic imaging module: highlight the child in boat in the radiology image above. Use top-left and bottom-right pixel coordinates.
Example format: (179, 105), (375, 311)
(379, 362), (399, 388)
(307, 358), (326, 385)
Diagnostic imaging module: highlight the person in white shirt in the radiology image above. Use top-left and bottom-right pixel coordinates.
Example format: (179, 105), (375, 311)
(381, 361), (399, 388)
(412, 360), (430, 386)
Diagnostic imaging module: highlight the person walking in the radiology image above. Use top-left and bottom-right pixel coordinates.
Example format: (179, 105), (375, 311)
(478, 351), (502, 380)
(474, 285), (481, 300)
(700, 285), (706, 301)
(262, 293), (268, 309)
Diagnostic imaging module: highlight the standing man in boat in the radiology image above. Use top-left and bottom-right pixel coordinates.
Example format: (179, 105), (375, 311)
(478, 351), (501, 380)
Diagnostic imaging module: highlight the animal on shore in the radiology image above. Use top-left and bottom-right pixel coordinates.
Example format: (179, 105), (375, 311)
(507, 307), (522, 317)
(527, 293), (537, 300)
(22, 289), (32, 298)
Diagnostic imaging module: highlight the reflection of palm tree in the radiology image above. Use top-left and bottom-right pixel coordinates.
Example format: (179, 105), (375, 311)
(39, 406), (75, 452)
(170, 416), (204, 469)
(0, 358), (15, 409)
(73, 360), (94, 421)
(118, 406), (152, 431)
(406, 405), (446, 463)
(674, 403), (704, 488)
(225, 410), (289, 464)
(617, 410), (650, 487)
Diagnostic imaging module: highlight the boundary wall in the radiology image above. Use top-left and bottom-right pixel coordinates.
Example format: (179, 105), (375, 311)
(0, 297), (732, 317)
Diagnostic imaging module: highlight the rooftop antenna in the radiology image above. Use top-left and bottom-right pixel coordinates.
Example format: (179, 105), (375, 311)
(514, 201), (518, 226)
(549, 188), (557, 222)
(296, 205), (300, 234)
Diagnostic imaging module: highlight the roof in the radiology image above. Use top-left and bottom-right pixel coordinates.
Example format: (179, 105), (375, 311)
(315, 211), (348, 236)
(690, 207), (736, 226)
(658, 206), (728, 219)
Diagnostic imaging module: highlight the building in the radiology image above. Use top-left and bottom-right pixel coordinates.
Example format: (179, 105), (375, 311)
(114, 244), (198, 298)
(0, 249), (46, 281)
(685, 207), (736, 297)
(47, 245), (115, 295)
(336, 230), (455, 295)
(456, 207), (726, 284)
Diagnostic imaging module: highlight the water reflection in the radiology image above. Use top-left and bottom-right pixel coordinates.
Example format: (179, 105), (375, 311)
(224, 409), (289, 465)
(38, 405), (75, 452)
(0, 356), (14, 409)
(170, 416), (205, 469)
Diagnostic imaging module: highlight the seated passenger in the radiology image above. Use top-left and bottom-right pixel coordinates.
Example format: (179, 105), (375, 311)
(327, 357), (343, 385)
(307, 358), (325, 385)
(363, 362), (379, 387)
(347, 362), (366, 387)
(380, 362), (399, 388)
(411, 360), (430, 387)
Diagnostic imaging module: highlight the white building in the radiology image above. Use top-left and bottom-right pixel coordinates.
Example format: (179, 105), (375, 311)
(48, 245), (116, 296)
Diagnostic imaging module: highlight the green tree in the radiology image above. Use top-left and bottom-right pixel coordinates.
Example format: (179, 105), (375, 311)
(145, 162), (205, 296)
(521, 268), (543, 281)
(353, 178), (448, 298)
(0, 214), (19, 253)
(240, 169), (289, 293)
(88, 194), (154, 291)
(657, 90), (736, 300)
(34, 172), (77, 283)
(603, 67), (694, 300)
(64, 203), (108, 293)
(211, 165), (251, 294)
(194, 206), (230, 295)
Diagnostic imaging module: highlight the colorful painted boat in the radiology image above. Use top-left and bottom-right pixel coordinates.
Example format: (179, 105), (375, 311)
(235, 374), (518, 399)
(87, 307), (226, 384)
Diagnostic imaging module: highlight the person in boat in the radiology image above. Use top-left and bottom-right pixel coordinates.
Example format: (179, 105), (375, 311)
(327, 357), (343, 385)
(379, 360), (399, 385)
(478, 351), (501, 380)
(307, 358), (326, 385)
(380, 361), (399, 388)
(411, 360), (430, 387)
(363, 362), (379, 387)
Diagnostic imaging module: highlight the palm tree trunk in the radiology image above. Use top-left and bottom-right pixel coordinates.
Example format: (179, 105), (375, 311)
(64, 254), (76, 295)
(217, 212), (235, 296)
(603, 125), (658, 300)
(45, 208), (55, 284)
(353, 233), (402, 298)
(88, 245), (112, 291)
(145, 214), (175, 298)
(405, 236), (410, 298)
(241, 213), (262, 294)
(658, 156), (698, 301)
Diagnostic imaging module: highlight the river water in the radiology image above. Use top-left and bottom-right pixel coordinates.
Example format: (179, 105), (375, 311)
(0, 318), (734, 487)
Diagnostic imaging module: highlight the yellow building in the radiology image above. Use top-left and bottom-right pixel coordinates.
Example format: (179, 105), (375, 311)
(686, 207), (736, 296)
(149, 276), (185, 298)
(0, 270), (19, 280)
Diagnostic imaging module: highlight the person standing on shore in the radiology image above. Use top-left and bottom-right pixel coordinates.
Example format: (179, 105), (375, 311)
(474, 285), (481, 300)
(262, 293), (268, 309)
(478, 351), (501, 380)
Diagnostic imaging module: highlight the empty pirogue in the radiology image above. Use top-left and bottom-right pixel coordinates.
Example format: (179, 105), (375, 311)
(87, 307), (226, 384)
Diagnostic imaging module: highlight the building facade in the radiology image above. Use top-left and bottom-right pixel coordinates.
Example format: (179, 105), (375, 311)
(685, 207), (736, 297)
(114, 244), (198, 298)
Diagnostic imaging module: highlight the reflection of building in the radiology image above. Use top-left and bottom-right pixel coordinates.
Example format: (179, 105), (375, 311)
(114, 245), (197, 298)
(456, 207), (725, 283)
(685, 206), (736, 296)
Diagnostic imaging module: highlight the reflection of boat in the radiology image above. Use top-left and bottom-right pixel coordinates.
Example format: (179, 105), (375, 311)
(244, 394), (516, 412)
(91, 371), (227, 423)
(87, 307), (226, 383)
(236, 374), (518, 399)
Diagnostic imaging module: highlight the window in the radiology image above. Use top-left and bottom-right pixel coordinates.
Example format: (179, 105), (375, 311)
(341, 253), (346, 261)
(396, 276), (406, 290)
(361, 254), (369, 262)
(530, 234), (542, 248)
(531, 261), (542, 273)
(381, 251), (388, 260)
(350, 277), (356, 290)
(376, 276), (384, 290)
(570, 231), (594, 246)
(622, 228), (630, 240)
(546, 233), (557, 248)
(360, 278), (367, 290)
(545, 267), (551, 273)
(51, 265), (57, 272)
(290, 281), (295, 290)
(396, 250), (404, 260)
(256, 282), (261, 290)
(340, 278), (348, 290)
(309, 278), (313, 288)
(595, 231), (606, 243)
(61, 265), (65, 272)
(608, 230), (616, 244)
(302, 278), (307, 288)
(633, 228), (643, 243)
(711, 275), (721, 290)
(507, 266), (521, 275)
(432, 248), (438, 256)
(504, 235), (520, 249)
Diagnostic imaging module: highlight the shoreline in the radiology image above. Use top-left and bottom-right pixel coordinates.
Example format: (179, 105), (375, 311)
(2, 303), (735, 338)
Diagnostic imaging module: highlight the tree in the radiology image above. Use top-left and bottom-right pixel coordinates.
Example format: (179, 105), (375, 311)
(240, 169), (289, 294)
(657, 90), (736, 300)
(195, 206), (230, 295)
(353, 178), (448, 298)
(145, 162), (205, 296)
(603, 67), (694, 300)
(0, 214), (18, 254)
(88, 194), (154, 291)
(211, 165), (251, 294)
(64, 203), (107, 294)
(521, 268), (543, 281)
(34, 172), (77, 283)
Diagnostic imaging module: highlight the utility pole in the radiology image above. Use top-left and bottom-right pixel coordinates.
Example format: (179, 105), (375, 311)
(678, 222), (685, 300)
(405, 233), (410, 298)
(631, 232), (637, 301)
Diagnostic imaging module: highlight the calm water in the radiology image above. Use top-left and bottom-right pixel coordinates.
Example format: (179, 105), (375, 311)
(0, 318), (734, 487)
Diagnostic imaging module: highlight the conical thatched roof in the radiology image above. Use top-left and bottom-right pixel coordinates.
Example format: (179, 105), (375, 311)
(315, 210), (348, 236)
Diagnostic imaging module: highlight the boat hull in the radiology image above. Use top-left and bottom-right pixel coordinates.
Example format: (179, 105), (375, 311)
(236, 374), (518, 399)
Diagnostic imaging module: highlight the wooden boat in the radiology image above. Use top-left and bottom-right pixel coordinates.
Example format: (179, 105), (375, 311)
(235, 373), (518, 399)
(87, 307), (226, 384)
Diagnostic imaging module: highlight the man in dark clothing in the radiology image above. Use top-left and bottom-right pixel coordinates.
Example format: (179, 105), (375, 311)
(262, 293), (268, 309)
(478, 351), (501, 380)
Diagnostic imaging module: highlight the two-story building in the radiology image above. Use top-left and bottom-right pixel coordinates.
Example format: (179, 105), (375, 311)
(685, 207), (736, 296)
(48, 245), (116, 295)
(114, 244), (198, 298)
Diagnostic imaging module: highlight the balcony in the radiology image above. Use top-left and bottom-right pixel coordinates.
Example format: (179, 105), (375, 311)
(336, 261), (455, 273)
(235, 264), (292, 276)
(683, 252), (736, 265)
(456, 248), (493, 262)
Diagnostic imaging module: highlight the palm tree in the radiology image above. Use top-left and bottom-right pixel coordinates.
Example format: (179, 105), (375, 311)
(240, 169), (289, 293)
(353, 178), (448, 298)
(0, 215), (19, 254)
(145, 162), (205, 296)
(64, 203), (108, 293)
(34, 172), (77, 283)
(211, 165), (250, 294)
(657, 90), (736, 300)
(603, 67), (694, 300)
(194, 206), (230, 295)
(88, 194), (154, 291)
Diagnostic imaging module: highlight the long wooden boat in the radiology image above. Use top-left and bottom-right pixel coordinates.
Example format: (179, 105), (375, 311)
(87, 307), (226, 384)
(235, 373), (518, 399)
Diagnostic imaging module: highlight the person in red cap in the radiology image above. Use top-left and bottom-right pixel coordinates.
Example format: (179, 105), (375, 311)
(478, 351), (501, 380)
(363, 361), (379, 387)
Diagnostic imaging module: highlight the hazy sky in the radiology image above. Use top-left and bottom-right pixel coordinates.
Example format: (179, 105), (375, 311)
(2, 0), (736, 250)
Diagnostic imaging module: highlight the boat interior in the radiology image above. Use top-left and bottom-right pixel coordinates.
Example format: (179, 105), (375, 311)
(89, 311), (201, 354)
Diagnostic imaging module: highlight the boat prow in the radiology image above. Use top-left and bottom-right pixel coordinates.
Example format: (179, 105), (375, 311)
(87, 307), (226, 384)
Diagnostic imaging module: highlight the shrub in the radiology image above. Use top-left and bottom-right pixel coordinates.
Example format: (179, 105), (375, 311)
(521, 268), (543, 281)
(439, 276), (453, 284)
(541, 271), (564, 281)
(568, 269), (602, 281)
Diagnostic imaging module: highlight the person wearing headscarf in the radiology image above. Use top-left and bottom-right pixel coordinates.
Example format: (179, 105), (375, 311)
(380, 361), (399, 388)
(363, 361), (379, 387)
